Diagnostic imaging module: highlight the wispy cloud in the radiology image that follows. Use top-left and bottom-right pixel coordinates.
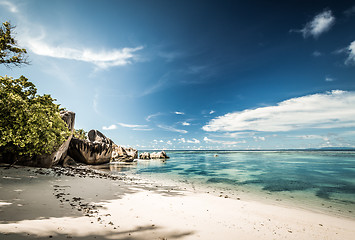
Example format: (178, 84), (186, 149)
(141, 72), (172, 96)
(209, 110), (215, 114)
(157, 124), (188, 134)
(93, 93), (100, 114)
(133, 128), (153, 131)
(145, 112), (163, 122)
(158, 51), (185, 62)
(117, 122), (152, 131)
(25, 37), (143, 69)
(102, 124), (117, 130)
(344, 5), (355, 17)
(0, 1), (18, 13)
(182, 122), (190, 126)
(117, 123), (148, 128)
(291, 10), (335, 38)
(345, 40), (355, 65)
(203, 90), (355, 132)
(203, 137), (246, 145)
(174, 111), (185, 115)
(312, 51), (323, 57)
(3, 2), (143, 70)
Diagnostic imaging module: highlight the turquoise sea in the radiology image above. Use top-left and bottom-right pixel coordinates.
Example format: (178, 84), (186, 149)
(108, 150), (355, 218)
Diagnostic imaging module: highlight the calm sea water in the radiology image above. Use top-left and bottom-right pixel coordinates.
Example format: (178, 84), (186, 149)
(108, 150), (355, 218)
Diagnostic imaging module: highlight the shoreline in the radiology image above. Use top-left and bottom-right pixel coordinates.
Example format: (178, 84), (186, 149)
(101, 161), (355, 221)
(1, 165), (355, 239)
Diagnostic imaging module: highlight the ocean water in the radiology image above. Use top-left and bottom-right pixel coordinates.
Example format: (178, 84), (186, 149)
(108, 150), (355, 218)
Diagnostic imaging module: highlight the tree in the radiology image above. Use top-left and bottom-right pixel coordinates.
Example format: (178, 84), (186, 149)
(74, 129), (88, 140)
(0, 21), (28, 67)
(0, 20), (70, 165)
(0, 75), (70, 157)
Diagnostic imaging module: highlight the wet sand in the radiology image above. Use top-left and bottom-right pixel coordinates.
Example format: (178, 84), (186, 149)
(0, 165), (354, 240)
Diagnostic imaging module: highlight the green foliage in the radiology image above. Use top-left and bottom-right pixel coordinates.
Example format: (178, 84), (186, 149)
(0, 75), (70, 156)
(0, 21), (28, 67)
(74, 129), (87, 140)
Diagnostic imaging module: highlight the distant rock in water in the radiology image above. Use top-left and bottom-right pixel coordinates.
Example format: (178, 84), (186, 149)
(125, 147), (138, 160)
(139, 152), (150, 159)
(111, 146), (138, 163)
(139, 151), (169, 160)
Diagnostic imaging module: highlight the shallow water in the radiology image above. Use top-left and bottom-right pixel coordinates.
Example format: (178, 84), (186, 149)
(108, 150), (355, 218)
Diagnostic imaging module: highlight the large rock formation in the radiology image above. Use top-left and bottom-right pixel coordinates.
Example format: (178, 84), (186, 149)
(51, 111), (76, 166)
(88, 129), (114, 145)
(68, 129), (138, 164)
(68, 137), (113, 165)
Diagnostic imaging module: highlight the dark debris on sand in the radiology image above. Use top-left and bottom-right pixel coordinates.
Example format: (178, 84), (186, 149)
(31, 165), (129, 230)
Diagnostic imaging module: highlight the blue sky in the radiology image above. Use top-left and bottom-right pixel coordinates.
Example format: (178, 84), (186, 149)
(1, 0), (355, 150)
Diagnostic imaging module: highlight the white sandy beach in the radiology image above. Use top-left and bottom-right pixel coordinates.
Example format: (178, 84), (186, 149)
(0, 165), (354, 240)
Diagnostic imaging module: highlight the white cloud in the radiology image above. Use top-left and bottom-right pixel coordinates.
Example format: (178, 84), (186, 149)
(166, 140), (172, 145)
(102, 124), (117, 130)
(295, 10), (335, 38)
(209, 110), (215, 114)
(294, 135), (329, 141)
(203, 137), (246, 145)
(187, 138), (200, 144)
(182, 122), (190, 126)
(25, 37), (143, 69)
(175, 111), (185, 115)
(203, 90), (355, 133)
(253, 136), (266, 142)
(157, 124), (188, 134)
(178, 138), (200, 144)
(325, 77), (334, 82)
(0, 1), (18, 13)
(345, 40), (355, 65)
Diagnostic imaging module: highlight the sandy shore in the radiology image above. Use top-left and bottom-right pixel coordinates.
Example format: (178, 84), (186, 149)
(0, 165), (354, 240)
